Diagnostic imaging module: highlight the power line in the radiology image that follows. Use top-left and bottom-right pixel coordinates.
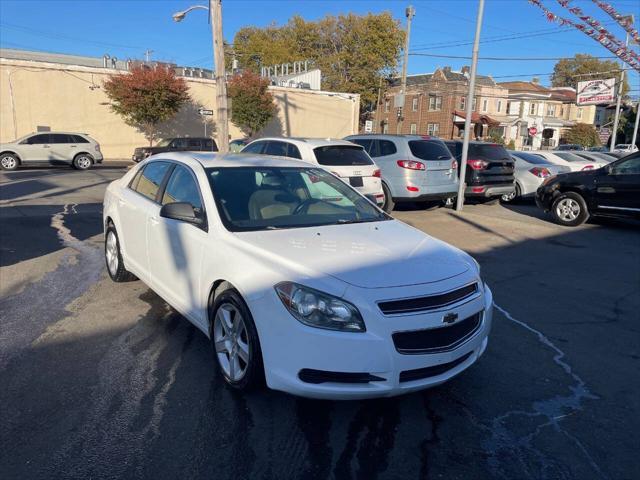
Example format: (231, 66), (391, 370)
(411, 27), (575, 50)
(408, 52), (620, 61)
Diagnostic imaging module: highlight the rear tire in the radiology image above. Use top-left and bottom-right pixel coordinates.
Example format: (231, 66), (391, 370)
(211, 288), (264, 391)
(501, 184), (520, 203)
(0, 153), (19, 171)
(551, 192), (589, 226)
(73, 154), (94, 170)
(381, 182), (395, 213)
(105, 225), (137, 282)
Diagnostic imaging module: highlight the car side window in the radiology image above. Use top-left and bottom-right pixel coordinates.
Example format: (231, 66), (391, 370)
(26, 134), (51, 145)
(611, 155), (640, 175)
(351, 138), (372, 151)
(264, 141), (289, 157)
(50, 134), (71, 144)
(71, 135), (90, 143)
(171, 139), (188, 149)
(162, 165), (204, 214)
(188, 139), (202, 149)
(133, 161), (172, 202)
(379, 140), (397, 156)
(287, 143), (302, 159)
(243, 141), (265, 154)
(204, 139), (215, 150)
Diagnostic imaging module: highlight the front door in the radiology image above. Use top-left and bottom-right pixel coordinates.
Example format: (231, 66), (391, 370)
(594, 154), (640, 213)
(19, 133), (52, 162)
(147, 164), (208, 329)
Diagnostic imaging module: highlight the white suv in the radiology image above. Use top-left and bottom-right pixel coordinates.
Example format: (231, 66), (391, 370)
(242, 137), (386, 209)
(0, 132), (103, 170)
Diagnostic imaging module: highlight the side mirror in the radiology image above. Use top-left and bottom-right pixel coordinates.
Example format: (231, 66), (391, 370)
(160, 202), (204, 226)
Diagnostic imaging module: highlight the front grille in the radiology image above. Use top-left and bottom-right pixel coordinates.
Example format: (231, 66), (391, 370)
(399, 351), (472, 383)
(298, 369), (385, 384)
(392, 311), (483, 354)
(378, 283), (478, 315)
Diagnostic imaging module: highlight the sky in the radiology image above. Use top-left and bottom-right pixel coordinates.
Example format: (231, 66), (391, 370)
(0, 0), (638, 93)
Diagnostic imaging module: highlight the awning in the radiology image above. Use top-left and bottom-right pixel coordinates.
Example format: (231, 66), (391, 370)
(452, 110), (499, 126)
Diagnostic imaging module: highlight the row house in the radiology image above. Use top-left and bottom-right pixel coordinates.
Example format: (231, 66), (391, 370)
(374, 66), (509, 140)
(496, 81), (596, 150)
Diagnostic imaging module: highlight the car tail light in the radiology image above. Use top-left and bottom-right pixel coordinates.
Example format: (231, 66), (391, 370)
(529, 167), (551, 178)
(451, 159), (458, 170)
(581, 165), (595, 171)
(373, 169), (381, 178)
(467, 159), (489, 170)
(397, 160), (425, 170)
(406, 186), (419, 192)
(472, 186), (485, 193)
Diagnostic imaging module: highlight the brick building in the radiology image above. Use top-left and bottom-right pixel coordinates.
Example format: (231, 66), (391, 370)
(373, 66), (509, 140)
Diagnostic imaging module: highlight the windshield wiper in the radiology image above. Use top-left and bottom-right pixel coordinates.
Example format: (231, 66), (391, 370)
(337, 218), (384, 225)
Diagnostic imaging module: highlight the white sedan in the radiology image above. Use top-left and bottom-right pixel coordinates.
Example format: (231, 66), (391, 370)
(103, 152), (493, 399)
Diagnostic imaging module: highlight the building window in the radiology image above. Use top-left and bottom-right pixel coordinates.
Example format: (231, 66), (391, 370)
(384, 100), (390, 113)
(427, 123), (439, 136)
(460, 97), (466, 110)
(382, 123), (389, 134)
(506, 101), (511, 114)
(530, 103), (536, 115)
(577, 107), (583, 119)
(546, 104), (556, 117)
(482, 99), (488, 112)
(429, 95), (442, 111)
(560, 105), (564, 116)
(496, 100), (502, 112)
(472, 97), (477, 111)
(410, 123), (417, 134)
(412, 97), (418, 112)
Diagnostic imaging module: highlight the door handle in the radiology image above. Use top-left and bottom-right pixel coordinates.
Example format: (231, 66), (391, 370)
(149, 216), (159, 226)
(597, 186), (615, 194)
(70, 145), (77, 148)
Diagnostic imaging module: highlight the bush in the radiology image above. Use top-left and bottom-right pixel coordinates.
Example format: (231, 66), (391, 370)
(562, 123), (600, 148)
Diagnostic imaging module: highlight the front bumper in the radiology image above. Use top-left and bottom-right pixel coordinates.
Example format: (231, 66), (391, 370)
(250, 280), (493, 400)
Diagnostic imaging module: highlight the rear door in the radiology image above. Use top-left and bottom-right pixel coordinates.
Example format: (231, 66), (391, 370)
(49, 134), (75, 163)
(408, 139), (457, 187)
(594, 154), (640, 213)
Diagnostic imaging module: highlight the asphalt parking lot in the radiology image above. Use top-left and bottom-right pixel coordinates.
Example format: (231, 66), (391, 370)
(1, 166), (639, 480)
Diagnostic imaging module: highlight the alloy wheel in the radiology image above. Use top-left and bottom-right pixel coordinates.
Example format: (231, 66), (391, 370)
(213, 303), (250, 382)
(76, 155), (92, 169)
(1, 156), (17, 169)
(105, 230), (119, 276)
(501, 190), (516, 202)
(555, 198), (580, 222)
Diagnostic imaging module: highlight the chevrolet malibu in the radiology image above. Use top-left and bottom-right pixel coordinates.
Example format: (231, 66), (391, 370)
(103, 152), (493, 399)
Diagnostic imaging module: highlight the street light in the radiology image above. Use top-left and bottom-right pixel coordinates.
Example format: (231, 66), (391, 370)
(172, 1), (230, 154)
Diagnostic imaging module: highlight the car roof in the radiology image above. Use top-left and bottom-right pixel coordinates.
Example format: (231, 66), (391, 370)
(25, 131), (92, 136)
(150, 151), (315, 169)
(249, 137), (358, 148)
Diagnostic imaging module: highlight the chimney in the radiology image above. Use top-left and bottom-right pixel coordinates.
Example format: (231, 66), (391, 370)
(461, 65), (470, 75)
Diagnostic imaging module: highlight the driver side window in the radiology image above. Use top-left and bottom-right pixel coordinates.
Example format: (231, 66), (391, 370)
(611, 155), (640, 175)
(162, 165), (204, 215)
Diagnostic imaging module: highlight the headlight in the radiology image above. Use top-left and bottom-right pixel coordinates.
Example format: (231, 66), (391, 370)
(275, 282), (366, 332)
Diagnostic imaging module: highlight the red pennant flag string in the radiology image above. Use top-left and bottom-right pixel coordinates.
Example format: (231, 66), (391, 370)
(591, 0), (640, 45)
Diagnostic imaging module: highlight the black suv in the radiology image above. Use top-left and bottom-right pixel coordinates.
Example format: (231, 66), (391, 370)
(132, 137), (217, 162)
(536, 152), (640, 226)
(444, 141), (515, 198)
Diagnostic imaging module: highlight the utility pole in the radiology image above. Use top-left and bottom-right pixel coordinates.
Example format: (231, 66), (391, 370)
(455, 0), (485, 212)
(211, 0), (229, 153)
(397, 5), (415, 135)
(631, 100), (640, 150)
(144, 49), (154, 63)
(610, 17), (632, 152)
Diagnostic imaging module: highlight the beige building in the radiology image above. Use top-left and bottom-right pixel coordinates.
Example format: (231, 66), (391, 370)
(0, 49), (360, 160)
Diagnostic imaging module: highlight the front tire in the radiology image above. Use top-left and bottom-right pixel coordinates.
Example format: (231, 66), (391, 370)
(0, 153), (19, 171)
(105, 225), (136, 282)
(551, 192), (589, 226)
(211, 288), (264, 391)
(73, 154), (94, 170)
(501, 184), (520, 203)
(381, 182), (395, 213)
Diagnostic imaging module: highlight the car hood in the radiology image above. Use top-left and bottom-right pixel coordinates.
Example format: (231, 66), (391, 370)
(233, 220), (472, 289)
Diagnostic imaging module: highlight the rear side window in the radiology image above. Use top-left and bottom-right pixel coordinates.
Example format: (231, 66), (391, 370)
(50, 134), (72, 143)
(205, 139), (217, 151)
(512, 152), (549, 165)
(71, 135), (90, 143)
(264, 141), (289, 157)
(133, 161), (171, 202)
(287, 143), (302, 159)
(408, 141), (452, 161)
(379, 140), (397, 156)
(313, 146), (373, 166)
(243, 141), (266, 154)
(469, 144), (510, 161)
(171, 139), (188, 149)
(188, 139), (202, 149)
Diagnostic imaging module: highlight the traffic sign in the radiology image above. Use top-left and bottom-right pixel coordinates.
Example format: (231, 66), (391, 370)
(364, 120), (373, 133)
(198, 108), (214, 116)
(528, 126), (538, 136)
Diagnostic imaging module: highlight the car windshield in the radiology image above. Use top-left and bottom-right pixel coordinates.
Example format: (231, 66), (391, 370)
(554, 152), (587, 162)
(510, 151), (550, 165)
(206, 166), (389, 232)
(156, 138), (172, 147)
(313, 145), (373, 166)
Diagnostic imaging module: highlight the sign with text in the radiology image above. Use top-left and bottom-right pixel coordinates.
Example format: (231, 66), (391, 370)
(576, 78), (616, 105)
(198, 108), (214, 116)
(364, 120), (373, 133)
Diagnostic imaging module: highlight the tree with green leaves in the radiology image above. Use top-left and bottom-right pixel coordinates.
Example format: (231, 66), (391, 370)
(103, 66), (190, 146)
(551, 54), (629, 95)
(228, 71), (277, 137)
(232, 13), (405, 122)
(488, 127), (505, 145)
(563, 123), (601, 147)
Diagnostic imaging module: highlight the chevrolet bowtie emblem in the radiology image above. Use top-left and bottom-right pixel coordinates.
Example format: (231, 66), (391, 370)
(443, 312), (458, 324)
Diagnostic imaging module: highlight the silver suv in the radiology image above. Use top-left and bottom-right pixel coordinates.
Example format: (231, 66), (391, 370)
(0, 132), (103, 171)
(345, 134), (458, 211)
